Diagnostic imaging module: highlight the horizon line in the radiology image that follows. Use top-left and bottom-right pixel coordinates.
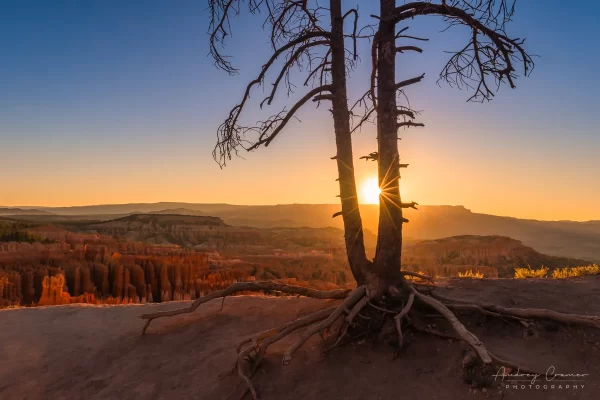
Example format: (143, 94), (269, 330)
(2, 202), (599, 224)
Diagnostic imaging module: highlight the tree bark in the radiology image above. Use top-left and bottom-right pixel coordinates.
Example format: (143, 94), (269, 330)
(329, 0), (370, 285)
(374, 0), (404, 287)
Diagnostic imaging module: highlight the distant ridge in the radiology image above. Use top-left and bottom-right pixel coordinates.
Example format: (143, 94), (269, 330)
(404, 235), (589, 277)
(101, 213), (227, 226)
(147, 208), (208, 216)
(0, 207), (53, 216)
(5, 202), (600, 261)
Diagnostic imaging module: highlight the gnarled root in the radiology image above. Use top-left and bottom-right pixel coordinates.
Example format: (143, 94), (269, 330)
(282, 286), (366, 365)
(236, 306), (338, 400)
(412, 287), (493, 365)
(431, 292), (600, 329)
(139, 281), (350, 335)
(446, 303), (528, 324)
(394, 292), (414, 352)
(138, 280), (600, 399)
(233, 286), (367, 398)
(411, 318), (542, 376)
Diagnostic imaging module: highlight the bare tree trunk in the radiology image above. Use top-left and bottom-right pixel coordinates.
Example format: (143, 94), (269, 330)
(329, 0), (369, 285)
(374, 0), (404, 288)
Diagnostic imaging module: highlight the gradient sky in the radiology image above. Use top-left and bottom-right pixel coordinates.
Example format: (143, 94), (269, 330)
(1, 0), (599, 221)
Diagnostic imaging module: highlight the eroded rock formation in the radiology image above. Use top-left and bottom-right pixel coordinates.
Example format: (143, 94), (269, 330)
(0, 229), (213, 307)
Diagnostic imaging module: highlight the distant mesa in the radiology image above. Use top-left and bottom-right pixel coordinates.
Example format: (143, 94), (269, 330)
(0, 207), (53, 216)
(148, 208), (207, 216)
(86, 213), (232, 248)
(101, 213), (228, 226)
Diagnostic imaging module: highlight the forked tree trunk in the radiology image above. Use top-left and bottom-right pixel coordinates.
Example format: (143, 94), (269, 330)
(374, 0), (404, 288)
(329, 0), (370, 285)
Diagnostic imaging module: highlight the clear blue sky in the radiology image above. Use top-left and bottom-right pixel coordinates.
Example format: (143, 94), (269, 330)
(1, 0), (599, 221)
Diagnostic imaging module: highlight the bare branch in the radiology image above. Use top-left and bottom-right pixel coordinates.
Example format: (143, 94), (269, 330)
(261, 39), (330, 108)
(359, 151), (378, 162)
(208, 0), (239, 74)
(370, 32), (380, 110)
(396, 46), (423, 53)
(396, 109), (416, 119)
(247, 85), (333, 150)
(303, 50), (331, 86)
(397, 121), (425, 128)
(395, 73), (425, 90)
(395, 26), (429, 41)
(342, 8), (359, 60)
(349, 89), (376, 134)
(313, 94), (334, 102)
(390, 1), (533, 102)
(400, 201), (419, 210)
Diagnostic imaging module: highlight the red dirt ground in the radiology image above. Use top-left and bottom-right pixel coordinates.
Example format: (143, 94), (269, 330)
(1, 276), (599, 400)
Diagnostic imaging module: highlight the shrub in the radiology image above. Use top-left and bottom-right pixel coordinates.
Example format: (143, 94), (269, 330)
(552, 264), (600, 279)
(458, 270), (484, 279)
(403, 270), (430, 280)
(514, 266), (548, 279)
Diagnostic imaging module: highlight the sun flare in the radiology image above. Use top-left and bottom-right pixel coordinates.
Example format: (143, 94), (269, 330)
(360, 177), (381, 204)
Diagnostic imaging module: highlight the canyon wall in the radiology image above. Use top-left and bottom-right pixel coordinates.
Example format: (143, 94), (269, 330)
(0, 227), (242, 307)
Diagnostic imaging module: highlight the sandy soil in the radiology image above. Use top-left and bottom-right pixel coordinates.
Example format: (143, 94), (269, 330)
(1, 277), (600, 400)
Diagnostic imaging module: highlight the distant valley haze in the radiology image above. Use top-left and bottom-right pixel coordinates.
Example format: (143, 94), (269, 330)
(3, 202), (600, 262)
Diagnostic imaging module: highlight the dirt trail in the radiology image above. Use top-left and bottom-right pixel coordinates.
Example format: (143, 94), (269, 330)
(1, 277), (599, 400)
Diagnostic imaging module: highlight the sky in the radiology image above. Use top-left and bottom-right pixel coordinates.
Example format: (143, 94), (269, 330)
(1, 0), (599, 221)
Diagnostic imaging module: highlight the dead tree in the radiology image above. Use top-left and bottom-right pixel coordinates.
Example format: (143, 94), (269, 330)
(140, 2), (600, 398)
(208, 0), (370, 285)
(360, 0), (536, 298)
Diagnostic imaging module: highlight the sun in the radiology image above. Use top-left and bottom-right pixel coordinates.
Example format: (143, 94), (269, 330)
(360, 177), (381, 204)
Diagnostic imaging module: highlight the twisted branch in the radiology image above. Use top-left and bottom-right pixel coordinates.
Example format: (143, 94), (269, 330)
(391, 1), (533, 102)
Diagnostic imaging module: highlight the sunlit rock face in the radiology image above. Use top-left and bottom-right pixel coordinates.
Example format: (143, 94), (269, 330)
(401, 235), (587, 277)
(0, 228), (215, 307)
(87, 214), (260, 248)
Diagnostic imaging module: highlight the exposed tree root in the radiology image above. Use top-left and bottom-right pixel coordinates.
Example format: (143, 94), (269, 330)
(412, 288), (493, 364)
(138, 280), (600, 399)
(332, 294), (370, 348)
(394, 292), (414, 351)
(410, 321), (457, 340)
(236, 306), (337, 400)
(236, 306), (337, 354)
(411, 322), (542, 375)
(282, 286), (366, 365)
(489, 352), (544, 376)
(446, 303), (528, 324)
(367, 300), (400, 314)
(432, 292), (600, 329)
(346, 295), (369, 324)
(139, 281), (350, 335)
